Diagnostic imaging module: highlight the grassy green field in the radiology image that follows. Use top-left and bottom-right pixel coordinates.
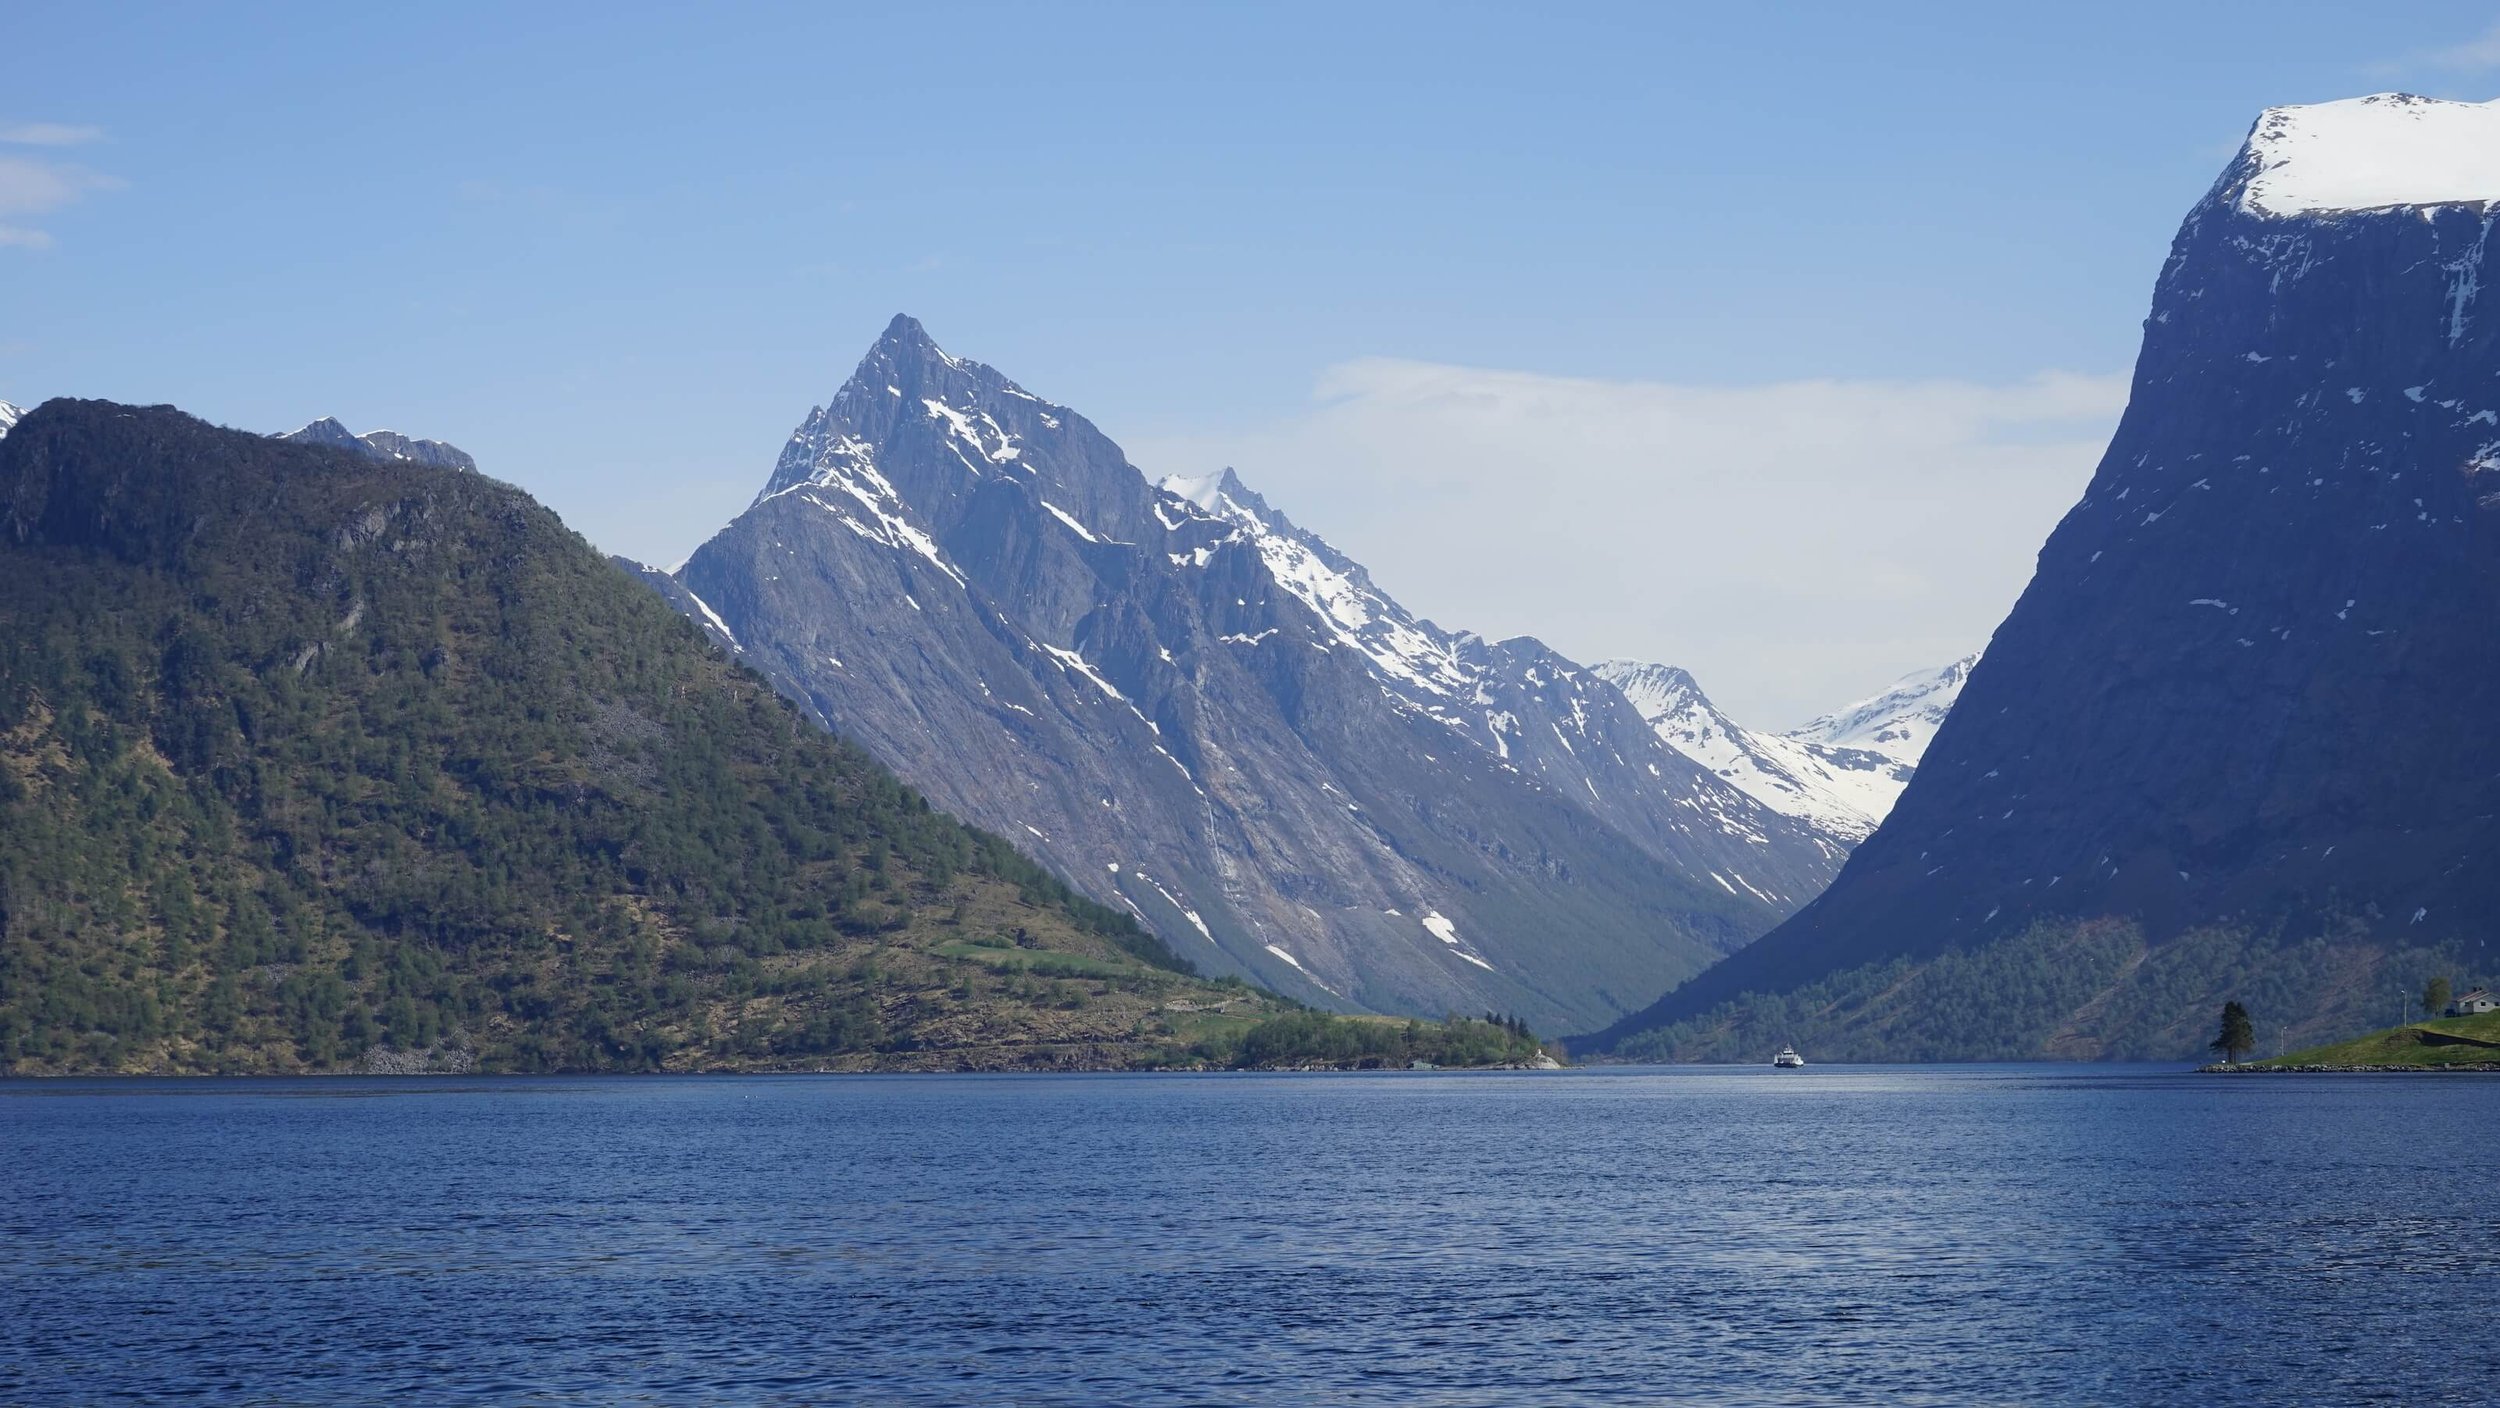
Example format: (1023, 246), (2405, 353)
(2241, 1010), (2500, 1069)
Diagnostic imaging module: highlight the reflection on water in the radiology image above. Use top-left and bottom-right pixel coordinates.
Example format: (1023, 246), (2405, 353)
(3, 1066), (2490, 1405)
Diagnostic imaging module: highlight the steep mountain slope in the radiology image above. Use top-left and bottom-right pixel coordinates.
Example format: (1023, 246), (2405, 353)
(0, 398), (1303, 1075)
(1596, 661), (1925, 841)
(1587, 93), (2500, 1062)
(660, 317), (1843, 1032)
(0, 402), (21, 439)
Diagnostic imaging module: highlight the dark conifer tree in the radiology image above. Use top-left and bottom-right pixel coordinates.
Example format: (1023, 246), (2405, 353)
(2209, 1001), (2256, 1064)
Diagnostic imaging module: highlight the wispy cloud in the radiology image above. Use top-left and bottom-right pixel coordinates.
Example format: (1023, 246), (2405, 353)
(0, 122), (104, 147)
(2371, 22), (2500, 77)
(1125, 359), (2127, 726)
(0, 124), (119, 251)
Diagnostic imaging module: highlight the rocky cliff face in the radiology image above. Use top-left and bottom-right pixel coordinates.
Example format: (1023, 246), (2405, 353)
(1590, 93), (2500, 1058)
(652, 316), (1845, 1032)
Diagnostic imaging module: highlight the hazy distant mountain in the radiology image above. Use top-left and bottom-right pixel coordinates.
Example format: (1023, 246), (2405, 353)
(1588, 92), (2500, 1062)
(278, 416), (477, 473)
(1784, 654), (1980, 766)
(1596, 660), (1939, 842)
(642, 316), (1846, 1032)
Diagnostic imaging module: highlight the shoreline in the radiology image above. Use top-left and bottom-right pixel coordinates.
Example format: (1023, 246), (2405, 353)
(0, 1058), (1572, 1080)
(2203, 1062), (2500, 1074)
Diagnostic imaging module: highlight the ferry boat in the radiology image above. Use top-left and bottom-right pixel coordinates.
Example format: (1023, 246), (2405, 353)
(1771, 1045), (1805, 1069)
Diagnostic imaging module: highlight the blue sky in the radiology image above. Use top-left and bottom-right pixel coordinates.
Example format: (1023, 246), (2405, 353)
(10, 3), (2500, 720)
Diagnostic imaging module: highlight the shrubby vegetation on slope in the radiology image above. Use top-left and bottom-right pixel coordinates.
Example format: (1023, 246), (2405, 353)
(0, 401), (1256, 1073)
(1171, 1012), (1550, 1070)
(1599, 918), (2465, 1064)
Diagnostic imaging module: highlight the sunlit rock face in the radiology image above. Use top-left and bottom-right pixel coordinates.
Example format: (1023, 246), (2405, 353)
(645, 315), (1847, 1032)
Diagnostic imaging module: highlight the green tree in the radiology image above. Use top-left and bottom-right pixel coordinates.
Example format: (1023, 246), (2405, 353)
(2423, 976), (2454, 1019)
(2210, 1000), (2256, 1064)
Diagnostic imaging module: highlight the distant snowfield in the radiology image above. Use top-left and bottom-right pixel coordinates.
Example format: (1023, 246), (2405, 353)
(1599, 654), (1974, 840)
(2240, 93), (2500, 216)
(1786, 654), (1979, 765)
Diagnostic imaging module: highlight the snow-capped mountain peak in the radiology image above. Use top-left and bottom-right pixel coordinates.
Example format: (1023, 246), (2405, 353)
(0, 401), (23, 440)
(1783, 652), (1979, 765)
(1596, 660), (1916, 841)
(1598, 661), (1706, 718)
(2235, 93), (2500, 218)
(648, 317), (1851, 1032)
(1158, 469), (1230, 512)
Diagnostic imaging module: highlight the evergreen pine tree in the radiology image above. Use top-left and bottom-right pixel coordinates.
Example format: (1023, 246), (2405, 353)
(2210, 1001), (2256, 1064)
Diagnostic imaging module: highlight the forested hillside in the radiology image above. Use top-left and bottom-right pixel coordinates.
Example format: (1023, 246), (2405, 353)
(0, 399), (1284, 1073)
(1594, 918), (2461, 1063)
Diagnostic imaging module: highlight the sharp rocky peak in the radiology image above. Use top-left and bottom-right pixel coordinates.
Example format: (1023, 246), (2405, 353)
(861, 313), (1018, 390)
(1158, 467), (1257, 515)
(755, 315), (1127, 515)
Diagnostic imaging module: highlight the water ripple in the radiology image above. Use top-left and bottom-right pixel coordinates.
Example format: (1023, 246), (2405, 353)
(2, 1066), (2491, 1405)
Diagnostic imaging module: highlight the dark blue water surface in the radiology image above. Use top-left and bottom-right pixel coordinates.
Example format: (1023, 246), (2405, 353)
(4, 1066), (2493, 1405)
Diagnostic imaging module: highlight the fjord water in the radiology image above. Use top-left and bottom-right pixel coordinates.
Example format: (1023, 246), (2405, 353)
(5, 1069), (2490, 1405)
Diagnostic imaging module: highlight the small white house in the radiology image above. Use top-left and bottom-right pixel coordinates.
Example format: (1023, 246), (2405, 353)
(2447, 988), (2497, 1017)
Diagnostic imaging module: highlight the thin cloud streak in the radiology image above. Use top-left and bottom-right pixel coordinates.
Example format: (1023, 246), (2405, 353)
(1126, 359), (2128, 728)
(0, 122), (105, 147)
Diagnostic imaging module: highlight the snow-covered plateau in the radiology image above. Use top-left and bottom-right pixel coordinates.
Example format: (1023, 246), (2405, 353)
(2238, 93), (2500, 217)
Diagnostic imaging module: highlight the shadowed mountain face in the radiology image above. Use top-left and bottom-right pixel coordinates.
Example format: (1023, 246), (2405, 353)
(649, 316), (1846, 1032)
(1589, 94), (2500, 1061)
